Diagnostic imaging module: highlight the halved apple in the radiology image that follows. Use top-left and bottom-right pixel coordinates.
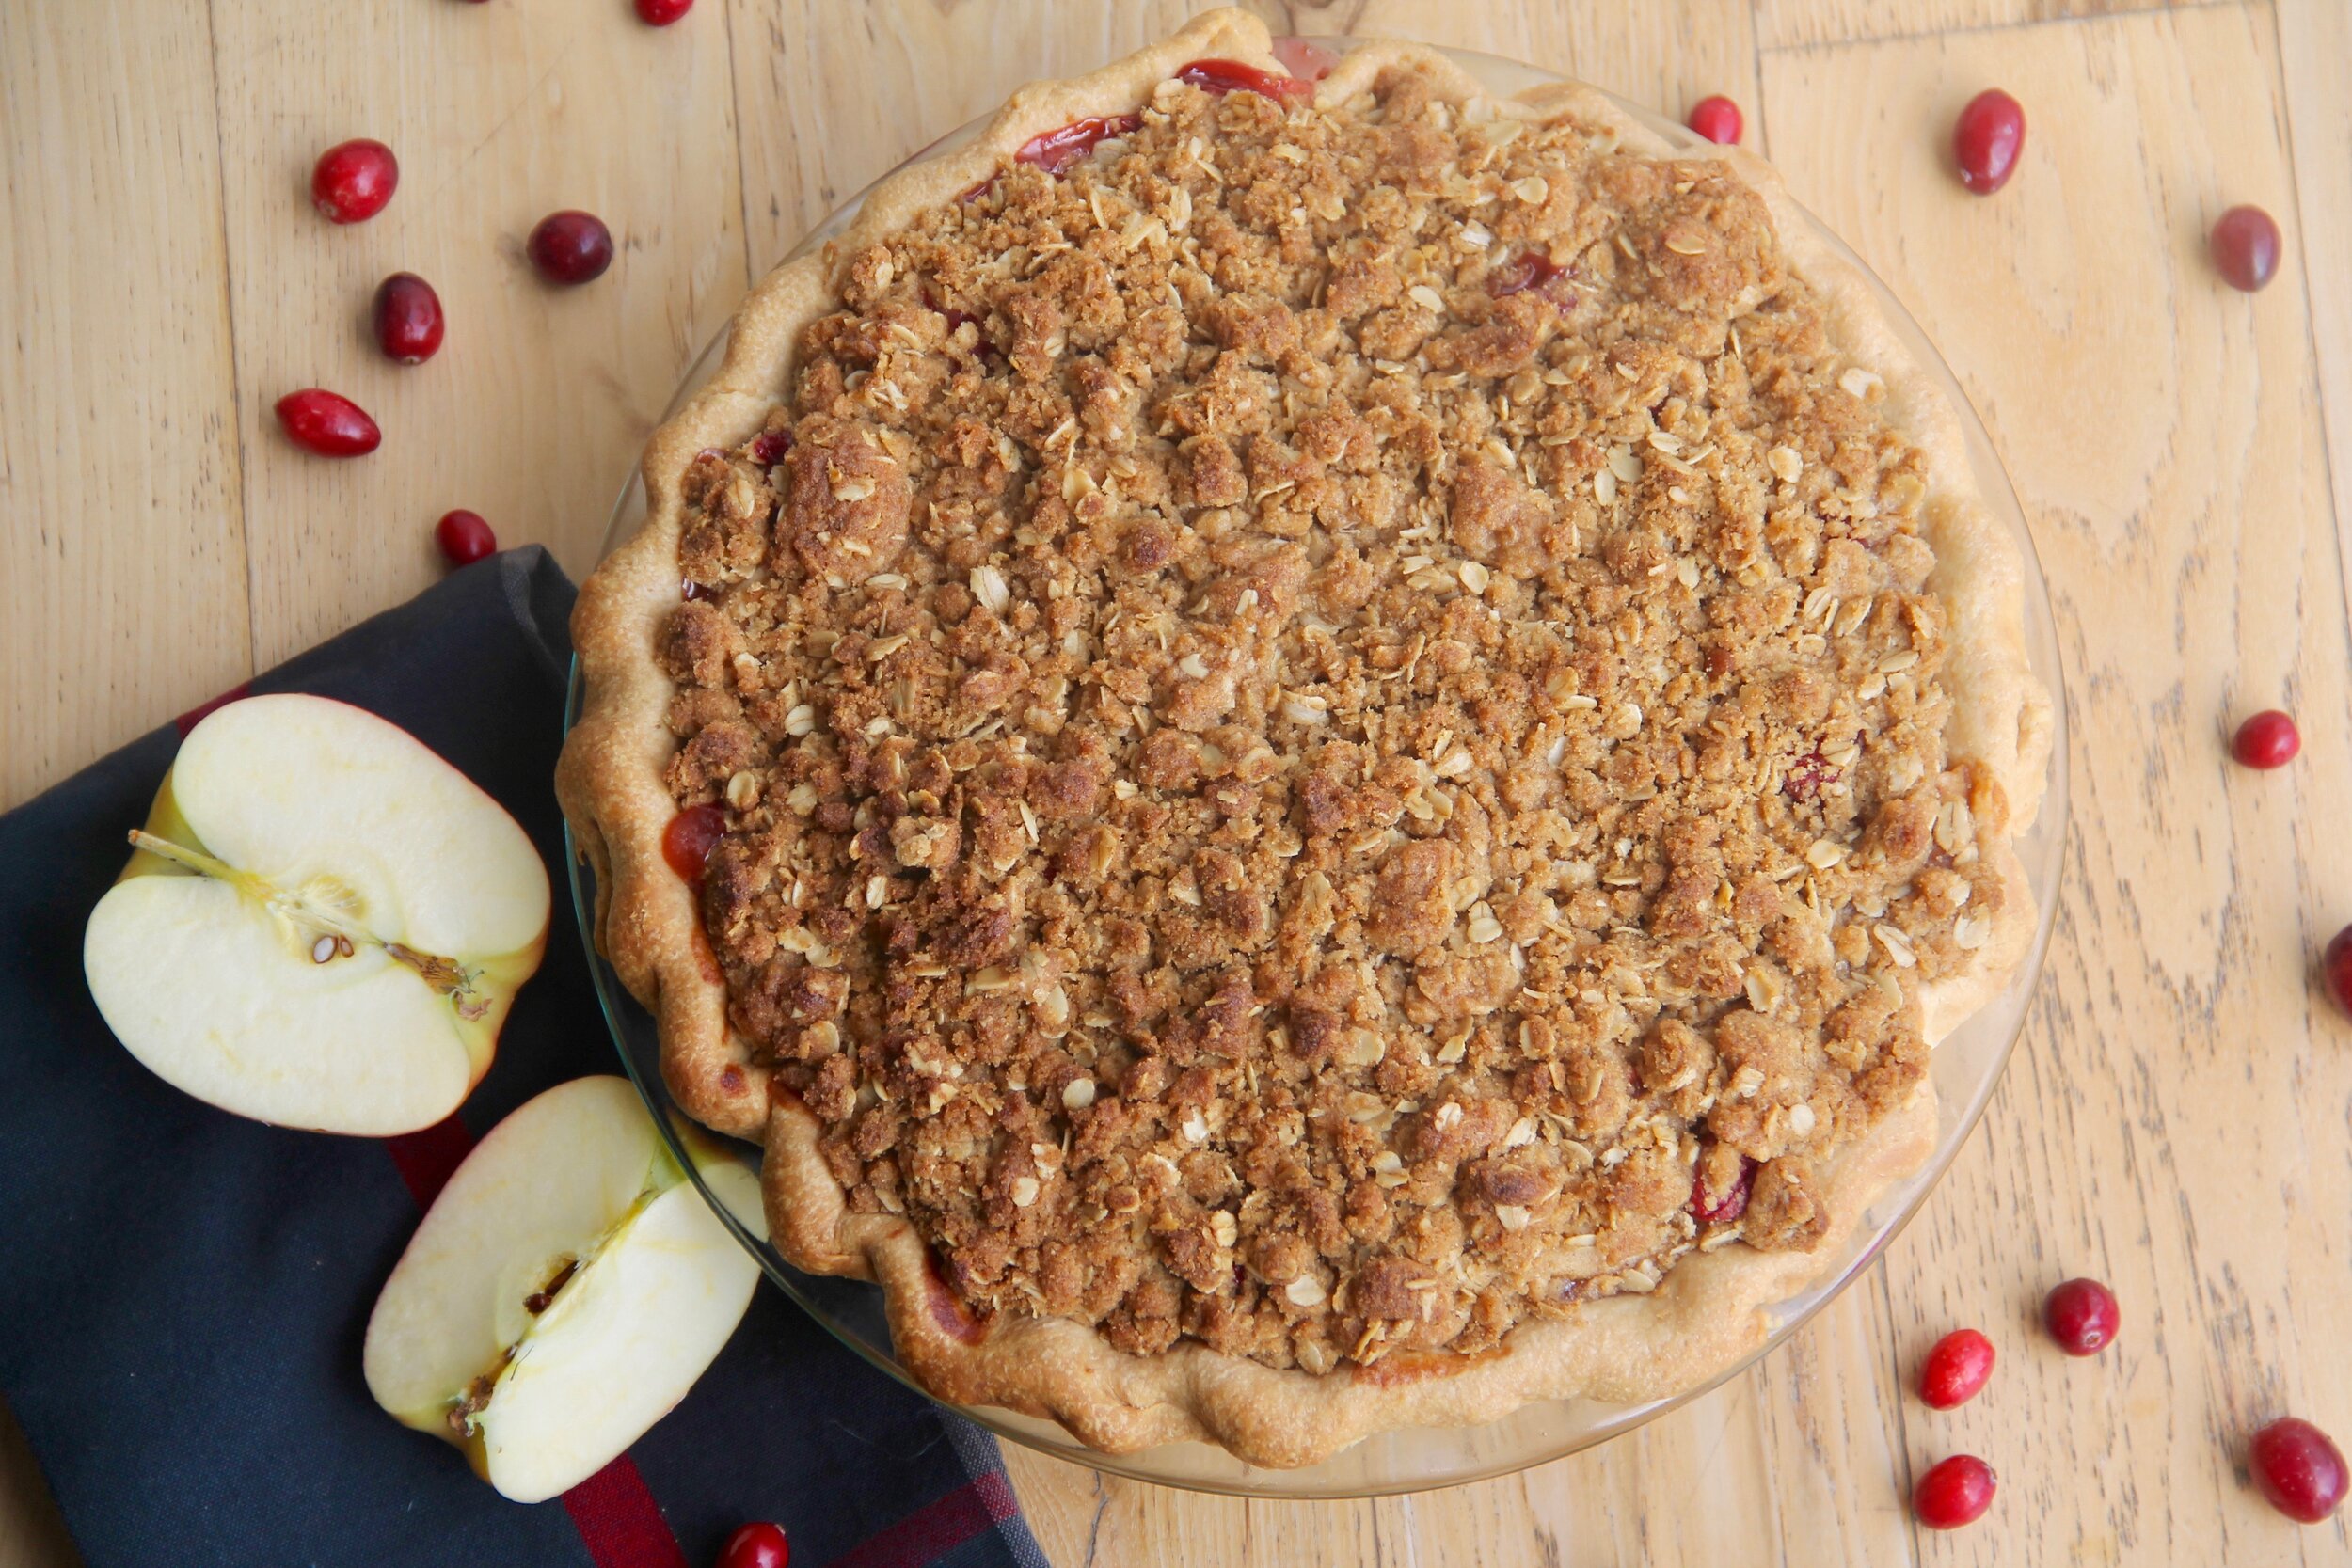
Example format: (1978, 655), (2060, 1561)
(82, 693), (549, 1135)
(363, 1075), (765, 1502)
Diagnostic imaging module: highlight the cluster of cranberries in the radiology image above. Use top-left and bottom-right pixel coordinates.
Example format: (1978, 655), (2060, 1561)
(276, 0), (691, 562)
(1908, 1280), (2343, 1528)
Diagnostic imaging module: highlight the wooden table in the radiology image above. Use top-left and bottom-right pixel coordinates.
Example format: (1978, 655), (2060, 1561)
(8, 1), (2349, 1562)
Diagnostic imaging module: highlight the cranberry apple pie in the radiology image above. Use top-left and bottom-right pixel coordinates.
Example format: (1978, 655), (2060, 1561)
(561, 8), (2050, 1465)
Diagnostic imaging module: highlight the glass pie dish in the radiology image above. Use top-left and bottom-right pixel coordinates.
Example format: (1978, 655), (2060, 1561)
(563, 40), (2069, 1499)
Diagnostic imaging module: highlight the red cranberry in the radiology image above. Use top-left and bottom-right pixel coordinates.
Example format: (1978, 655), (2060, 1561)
(2232, 709), (2300, 768)
(528, 210), (614, 285)
(434, 510), (497, 566)
(1914, 1454), (1997, 1529)
(310, 139), (399, 224)
(2043, 1276), (2120, 1356)
(662, 803), (728, 885)
(1016, 115), (1143, 177)
(635, 0), (691, 22)
(1688, 1150), (1754, 1224)
(371, 273), (445, 364)
(2211, 205), (2282, 293)
(2249, 1417), (2348, 1524)
(1954, 89), (2026, 195)
(1918, 1328), (1996, 1410)
(1687, 95), (1742, 146)
(2323, 926), (2352, 1014)
(1173, 58), (1314, 106)
(274, 390), (380, 457)
(716, 1522), (790, 1568)
(1271, 37), (1339, 84)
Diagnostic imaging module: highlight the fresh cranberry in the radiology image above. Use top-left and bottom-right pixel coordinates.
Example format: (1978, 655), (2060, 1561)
(1954, 89), (2026, 195)
(2249, 1418), (2349, 1524)
(2211, 205), (2282, 293)
(2232, 709), (2300, 768)
(528, 210), (614, 285)
(1015, 115), (1142, 177)
(635, 0), (691, 22)
(311, 139), (399, 223)
(1271, 37), (1339, 84)
(662, 803), (728, 885)
(1914, 1454), (1997, 1529)
(371, 273), (445, 364)
(1174, 58), (1314, 106)
(2323, 926), (2352, 1014)
(1687, 95), (1742, 146)
(2043, 1276), (2120, 1356)
(274, 390), (380, 457)
(434, 510), (496, 566)
(716, 1521), (790, 1568)
(1918, 1328), (1996, 1410)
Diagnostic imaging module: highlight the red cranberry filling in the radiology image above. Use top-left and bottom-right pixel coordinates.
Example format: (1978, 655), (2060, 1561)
(1174, 57), (1314, 105)
(1487, 252), (1574, 301)
(1783, 752), (1838, 802)
(749, 428), (791, 466)
(661, 802), (728, 886)
(1016, 113), (1142, 177)
(1688, 1149), (1755, 1224)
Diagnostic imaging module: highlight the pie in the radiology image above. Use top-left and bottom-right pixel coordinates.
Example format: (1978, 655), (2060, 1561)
(559, 8), (2052, 1468)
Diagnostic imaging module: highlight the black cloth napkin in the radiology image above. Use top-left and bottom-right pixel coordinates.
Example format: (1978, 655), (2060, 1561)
(0, 549), (1047, 1568)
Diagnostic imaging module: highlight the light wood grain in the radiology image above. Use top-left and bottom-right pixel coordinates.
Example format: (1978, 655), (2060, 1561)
(5, 2), (2352, 1565)
(1765, 6), (2352, 1563)
(0, 1), (252, 813)
(1755, 0), (2189, 53)
(207, 0), (751, 670)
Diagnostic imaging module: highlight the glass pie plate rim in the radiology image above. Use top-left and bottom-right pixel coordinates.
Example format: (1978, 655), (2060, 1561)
(562, 40), (2071, 1500)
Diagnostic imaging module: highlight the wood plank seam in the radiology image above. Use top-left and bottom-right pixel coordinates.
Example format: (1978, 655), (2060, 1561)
(200, 0), (260, 689)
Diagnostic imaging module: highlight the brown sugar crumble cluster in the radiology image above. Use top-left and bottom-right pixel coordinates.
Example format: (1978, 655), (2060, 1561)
(654, 65), (2017, 1373)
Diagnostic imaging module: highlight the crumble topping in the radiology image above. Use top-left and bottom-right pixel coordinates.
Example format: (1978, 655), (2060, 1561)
(655, 64), (2016, 1373)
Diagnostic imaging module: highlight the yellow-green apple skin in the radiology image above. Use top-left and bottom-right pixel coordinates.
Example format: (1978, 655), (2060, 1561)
(82, 694), (548, 1135)
(362, 1076), (766, 1502)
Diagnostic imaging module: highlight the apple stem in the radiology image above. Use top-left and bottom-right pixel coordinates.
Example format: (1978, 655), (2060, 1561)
(125, 829), (486, 1013)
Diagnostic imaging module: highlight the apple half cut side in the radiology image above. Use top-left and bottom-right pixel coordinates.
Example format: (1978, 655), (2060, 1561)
(82, 693), (549, 1135)
(363, 1075), (767, 1503)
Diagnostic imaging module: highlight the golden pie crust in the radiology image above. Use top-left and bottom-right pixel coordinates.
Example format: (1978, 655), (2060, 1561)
(560, 8), (2051, 1467)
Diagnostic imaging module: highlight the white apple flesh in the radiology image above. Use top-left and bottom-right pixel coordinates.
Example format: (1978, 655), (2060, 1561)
(82, 694), (548, 1135)
(363, 1075), (765, 1503)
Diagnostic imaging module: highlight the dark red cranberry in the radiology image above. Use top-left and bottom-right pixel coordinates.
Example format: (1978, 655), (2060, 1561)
(750, 428), (791, 466)
(434, 510), (496, 566)
(2322, 926), (2352, 1015)
(662, 803), (727, 885)
(311, 138), (399, 223)
(1271, 37), (1339, 84)
(527, 210), (614, 285)
(635, 0), (692, 22)
(1918, 1328), (1996, 1410)
(371, 273), (445, 364)
(1016, 115), (1142, 177)
(1914, 1454), (1997, 1529)
(1687, 95), (1742, 146)
(1688, 1152), (1754, 1224)
(274, 390), (380, 457)
(2249, 1418), (2348, 1524)
(716, 1521), (790, 1568)
(1174, 58), (1314, 106)
(2232, 709), (2300, 768)
(2211, 205), (2282, 293)
(1487, 252), (1568, 299)
(1954, 89), (2026, 195)
(2043, 1276), (2120, 1356)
